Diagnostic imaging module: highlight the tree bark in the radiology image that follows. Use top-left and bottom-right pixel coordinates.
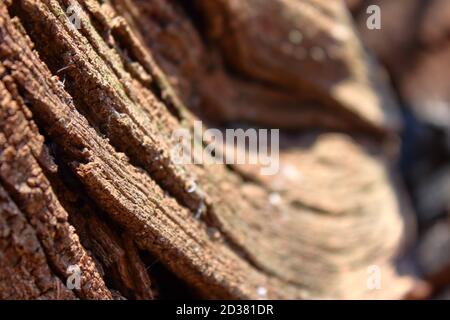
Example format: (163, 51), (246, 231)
(0, 0), (413, 299)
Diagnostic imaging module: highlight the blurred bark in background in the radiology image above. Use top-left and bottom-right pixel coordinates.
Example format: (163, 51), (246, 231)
(348, 0), (450, 298)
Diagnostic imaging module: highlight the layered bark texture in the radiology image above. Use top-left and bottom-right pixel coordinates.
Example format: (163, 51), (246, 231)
(0, 0), (413, 299)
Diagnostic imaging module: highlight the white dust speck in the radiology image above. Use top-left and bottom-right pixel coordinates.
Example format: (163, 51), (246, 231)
(187, 181), (197, 193)
(207, 227), (220, 240)
(310, 47), (326, 62)
(195, 201), (206, 219)
(269, 193), (282, 206)
(257, 286), (268, 299)
(289, 29), (303, 45)
(281, 164), (303, 182)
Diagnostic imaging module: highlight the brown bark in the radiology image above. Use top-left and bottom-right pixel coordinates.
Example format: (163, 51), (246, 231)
(0, 0), (414, 299)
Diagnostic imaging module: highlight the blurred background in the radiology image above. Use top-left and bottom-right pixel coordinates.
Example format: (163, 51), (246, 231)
(347, 0), (450, 298)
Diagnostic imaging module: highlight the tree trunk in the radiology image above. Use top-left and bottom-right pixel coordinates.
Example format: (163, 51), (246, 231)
(0, 0), (413, 299)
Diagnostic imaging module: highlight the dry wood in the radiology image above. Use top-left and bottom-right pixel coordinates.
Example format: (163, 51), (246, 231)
(0, 0), (414, 299)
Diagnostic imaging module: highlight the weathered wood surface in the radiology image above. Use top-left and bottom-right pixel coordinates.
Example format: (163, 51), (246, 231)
(0, 0), (413, 299)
